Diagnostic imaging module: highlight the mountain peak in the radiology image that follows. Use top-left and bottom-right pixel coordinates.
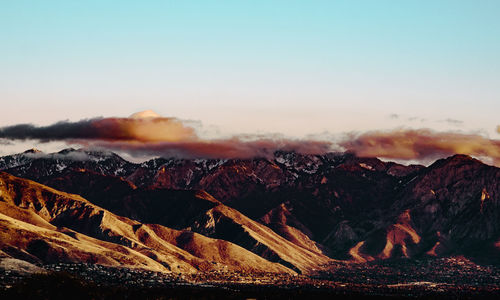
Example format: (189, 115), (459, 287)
(431, 154), (482, 169)
(57, 148), (78, 154)
(448, 154), (475, 161)
(23, 148), (43, 154)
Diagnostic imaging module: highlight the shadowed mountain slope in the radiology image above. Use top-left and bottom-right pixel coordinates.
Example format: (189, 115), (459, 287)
(0, 172), (292, 274)
(76, 187), (333, 273)
(344, 155), (500, 262)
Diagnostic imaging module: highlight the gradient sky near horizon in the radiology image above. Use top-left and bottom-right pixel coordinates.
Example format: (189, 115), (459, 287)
(1, 1), (499, 140)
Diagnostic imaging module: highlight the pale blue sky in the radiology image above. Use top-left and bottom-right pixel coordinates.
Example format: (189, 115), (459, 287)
(1, 0), (499, 138)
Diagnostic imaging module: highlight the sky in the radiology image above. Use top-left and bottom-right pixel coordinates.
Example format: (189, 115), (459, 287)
(1, 1), (499, 164)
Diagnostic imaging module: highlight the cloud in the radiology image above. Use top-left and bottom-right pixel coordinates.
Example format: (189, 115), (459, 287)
(91, 138), (332, 159)
(0, 139), (13, 145)
(407, 116), (425, 122)
(21, 150), (97, 161)
(340, 129), (500, 166)
(129, 110), (162, 119)
(0, 111), (332, 159)
(2, 111), (499, 164)
(0, 115), (197, 143)
(440, 118), (464, 125)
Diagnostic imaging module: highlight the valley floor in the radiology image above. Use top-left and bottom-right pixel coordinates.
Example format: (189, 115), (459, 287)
(2, 257), (500, 299)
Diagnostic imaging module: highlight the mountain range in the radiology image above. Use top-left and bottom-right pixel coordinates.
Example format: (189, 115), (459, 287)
(0, 148), (499, 275)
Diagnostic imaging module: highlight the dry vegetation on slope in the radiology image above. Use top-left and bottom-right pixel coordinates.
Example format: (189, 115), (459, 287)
(0, 172), (292, 274)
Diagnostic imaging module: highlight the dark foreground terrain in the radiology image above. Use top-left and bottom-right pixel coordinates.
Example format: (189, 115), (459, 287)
(2, 257), (500, 299)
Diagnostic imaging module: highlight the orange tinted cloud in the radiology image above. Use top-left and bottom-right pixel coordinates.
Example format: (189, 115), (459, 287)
(92, 138), (332, 159)
(0, 114), (197, 143)
(90, 117), (198, 142)
(0, 111), (332, 158)
(3, 112), (499, 163)
(341, 129), (500, 166)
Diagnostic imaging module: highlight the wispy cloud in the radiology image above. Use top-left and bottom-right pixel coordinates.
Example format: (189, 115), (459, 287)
(90, 138), (332, 159)
(0, 139), (13, 145)
(0, 111), (332, 159)
(340, 129), (500, 166)
(441, 118), (464, 125)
